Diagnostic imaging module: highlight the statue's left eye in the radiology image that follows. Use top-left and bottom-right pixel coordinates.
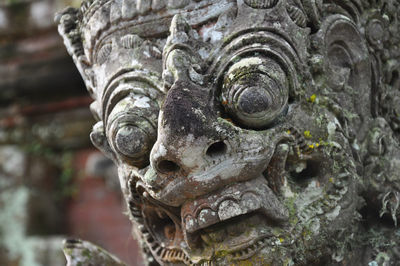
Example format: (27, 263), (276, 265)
(221, 57), (289, 129)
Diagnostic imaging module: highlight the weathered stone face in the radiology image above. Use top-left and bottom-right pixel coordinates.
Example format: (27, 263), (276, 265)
(57, 0), (400, 265)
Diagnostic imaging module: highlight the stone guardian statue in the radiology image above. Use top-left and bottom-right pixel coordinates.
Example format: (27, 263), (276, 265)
(56, 0), (400, 265)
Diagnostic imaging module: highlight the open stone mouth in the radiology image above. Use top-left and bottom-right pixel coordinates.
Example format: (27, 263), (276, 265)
(133, 141), (319, 262)
(181, 175), (289, 252)
(198, 211), (278, 259)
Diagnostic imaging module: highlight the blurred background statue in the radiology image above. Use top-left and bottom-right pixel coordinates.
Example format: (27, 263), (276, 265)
(56, 0), (400, 265)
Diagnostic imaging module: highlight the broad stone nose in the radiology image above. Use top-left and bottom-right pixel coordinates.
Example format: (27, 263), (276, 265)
(152, 138), (229, 175)
(149, 80), (227, 185)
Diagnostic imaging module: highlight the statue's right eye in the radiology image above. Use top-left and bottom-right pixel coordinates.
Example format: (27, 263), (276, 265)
(107, 94), (158, 167)
(221, 57), (289, 129)
(114, 124), (150, 159)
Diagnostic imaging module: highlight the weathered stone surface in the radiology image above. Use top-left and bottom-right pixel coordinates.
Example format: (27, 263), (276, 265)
(58, 0), (400, 265)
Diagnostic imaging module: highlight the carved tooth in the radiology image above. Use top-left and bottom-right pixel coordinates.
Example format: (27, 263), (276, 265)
(138, 224), (146, 233)
(129, 203), (140, 211)
(161, 248), (167, 258)
(130, 210), (142, 218)
(218, 200), (244, 221)
(185, 215), (198, 233)
(155, 246), (162, 256)
(240, 192), (261, 212)
(197, 208), (219, 228)
(163, 250), (169, 259)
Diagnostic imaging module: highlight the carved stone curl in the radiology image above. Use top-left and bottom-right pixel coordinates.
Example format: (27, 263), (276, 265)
(57, 0), (400, 265)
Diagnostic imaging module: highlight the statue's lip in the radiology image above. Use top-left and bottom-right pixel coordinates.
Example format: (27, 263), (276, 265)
(181, 175), (288, 235)
(145, 157), (269, 207)
(226, 234), (272, 253)
(228, 234), (275, 260)
(145, 132), (293, 207)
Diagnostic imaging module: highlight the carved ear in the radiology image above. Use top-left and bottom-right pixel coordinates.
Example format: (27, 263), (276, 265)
(314, 15), (372, 129)
(90, 121), (117, 163)
(318, 15), (370, 93)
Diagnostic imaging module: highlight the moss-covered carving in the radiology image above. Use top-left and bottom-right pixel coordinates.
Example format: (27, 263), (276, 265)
(57, 0), (400, 265)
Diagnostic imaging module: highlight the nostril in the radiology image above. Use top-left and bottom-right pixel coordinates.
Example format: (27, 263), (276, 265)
(206, 141), (227, 158)
(157, 160), (180, 174)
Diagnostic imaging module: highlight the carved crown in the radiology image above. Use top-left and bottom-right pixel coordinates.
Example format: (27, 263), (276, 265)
(56, 0), (238, 119)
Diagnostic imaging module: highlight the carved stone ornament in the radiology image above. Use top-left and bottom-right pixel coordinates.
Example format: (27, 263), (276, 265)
(56, 0), (400, 265)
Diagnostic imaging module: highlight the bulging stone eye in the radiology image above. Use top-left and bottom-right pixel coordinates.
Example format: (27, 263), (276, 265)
(106, 92), (159, 167)
(222, 57), (288, 128)
(114, 124), (150, 159)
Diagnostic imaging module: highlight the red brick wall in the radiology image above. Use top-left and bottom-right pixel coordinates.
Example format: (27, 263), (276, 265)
(67, 150), (145, 266)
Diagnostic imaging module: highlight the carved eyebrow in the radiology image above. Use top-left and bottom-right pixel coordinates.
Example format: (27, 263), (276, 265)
(208, 29), (300, 76)
(206, 30), (301, 98)
(87, 1), (235, 57)
(101, 69), (163, 125)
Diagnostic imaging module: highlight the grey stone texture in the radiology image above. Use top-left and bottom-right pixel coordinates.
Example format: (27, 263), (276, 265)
(57, 0), (400, 265)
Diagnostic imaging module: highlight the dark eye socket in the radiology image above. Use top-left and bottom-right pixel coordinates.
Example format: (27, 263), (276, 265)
(221, 57), (289, 129)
